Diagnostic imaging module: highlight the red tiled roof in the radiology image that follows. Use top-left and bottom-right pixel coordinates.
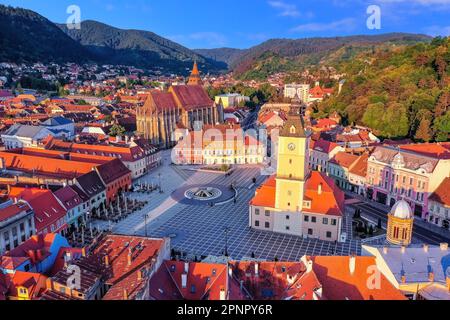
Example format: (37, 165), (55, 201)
(400, 143), (450, 159)
(303, 172), (344, 217)
(4, 271), (47, 298)
(170, 85), (214, 111)
(250, 172), (344, 217)
(8, 188), (67, 234)
(312, 256), (406, 300)
(310, 139), (340, 154)
(329, 152), (360, 169)
(429, 177), (450, 207)
(93, 235), (165, 300)
(348, 154), (369, 177)
(149, 261), (243, 300)
(96, 158), (131, 185)
(231, 260), (323, 300)
(0, 234), (58, 270)
(0, 151), (96, 179)
(146, 91), (178, 112)
(54, 186), (84, 211)
(0, 201), (31, 223)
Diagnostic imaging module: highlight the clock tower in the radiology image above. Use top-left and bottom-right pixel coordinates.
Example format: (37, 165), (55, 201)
(275, 107), (309, 212)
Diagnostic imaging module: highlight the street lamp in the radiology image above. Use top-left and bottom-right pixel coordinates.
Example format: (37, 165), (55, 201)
(143, 214), (148, 237)
(224, 227), (230, 257)
(158, 173), (163, 194)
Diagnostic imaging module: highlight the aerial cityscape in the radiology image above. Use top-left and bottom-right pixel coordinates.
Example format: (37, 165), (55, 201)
(0, 0), (449, 306)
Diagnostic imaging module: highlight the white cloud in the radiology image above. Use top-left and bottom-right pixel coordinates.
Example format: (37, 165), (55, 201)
(290, 18), (357, 33)
(268, 1), (301, 17)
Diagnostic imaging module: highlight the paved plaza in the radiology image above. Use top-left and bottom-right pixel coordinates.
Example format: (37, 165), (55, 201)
(109, 151), (362, 262)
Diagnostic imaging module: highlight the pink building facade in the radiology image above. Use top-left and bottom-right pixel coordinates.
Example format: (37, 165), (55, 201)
(366, 145), (450, 219)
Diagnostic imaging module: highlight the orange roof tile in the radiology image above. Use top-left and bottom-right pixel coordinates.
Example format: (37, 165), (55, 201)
(0, 151), (96, 179)
(312, 256), (406, 300)
(429, 177), (450, 207)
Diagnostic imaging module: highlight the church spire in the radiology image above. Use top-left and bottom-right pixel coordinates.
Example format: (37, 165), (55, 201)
(187, 60), (203, 86)
(280, 104), (306, 138)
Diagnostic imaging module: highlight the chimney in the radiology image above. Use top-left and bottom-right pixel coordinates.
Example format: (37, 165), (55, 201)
(423, 244), (429, 253)
(138, 269), (143, 281)
(349, 255), (356, 275)
(81, 247), (87, 257)
(219, 287), (226, 301)
(184, 262), (189, 274)
(46, 278), (53, 290)
(255, 263), (259, 277)
(181, 274), (187, 289)
(440, 243), (449, 251)
(383, 247), (388, 255)
(127, 248), (132, 266)
(318, 183), (323, 195)
(104, 254), (110, 266)
(123, 289), (129, 300)
(428, 271), (435, 283)
(401, 275), (407, 284)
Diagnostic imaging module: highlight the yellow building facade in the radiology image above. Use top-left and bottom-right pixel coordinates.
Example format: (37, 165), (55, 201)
(387, 200), (414, 246)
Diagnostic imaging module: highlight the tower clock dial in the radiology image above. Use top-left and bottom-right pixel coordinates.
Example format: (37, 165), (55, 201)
(288, 143), (296, 151)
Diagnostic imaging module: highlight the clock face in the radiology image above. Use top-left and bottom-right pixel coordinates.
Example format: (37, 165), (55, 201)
(288, 143), (296, 151)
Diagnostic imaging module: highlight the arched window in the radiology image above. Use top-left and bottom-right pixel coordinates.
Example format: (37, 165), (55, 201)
(290, 126), (296, 134)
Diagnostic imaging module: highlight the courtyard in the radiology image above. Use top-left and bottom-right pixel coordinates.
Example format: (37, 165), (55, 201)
(109, 151), (362, 261)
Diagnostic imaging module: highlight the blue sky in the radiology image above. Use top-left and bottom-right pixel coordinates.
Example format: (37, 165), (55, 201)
(1, 0), (450, 49)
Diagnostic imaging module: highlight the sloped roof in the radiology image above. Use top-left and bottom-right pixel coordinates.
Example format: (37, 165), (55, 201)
(75, 171), (106, 197)
(8, 188), (67, 233)
(0, 201), (32, 223)
(54, 186), (84, 211)
(250, 172), (344, 217)
(149, 261), (242, 300)
(312, 256), (406, 300)
(96, 158), (131, 185)
(329, 152), (360, 169)
(4, 124), (48, 139)
(41, 116), (73, 126)
(0, 151), (96, 179)
(170, 85), (214, 111)
(429, 177), (450, 207)
(231, 260), (323, 300)
(371, 146), (440, 173)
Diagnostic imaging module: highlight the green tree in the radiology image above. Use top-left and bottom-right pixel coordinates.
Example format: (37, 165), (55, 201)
(433, 112), (450, 142)
(415, 117), (433, 142)
(109, 124), (126, 137)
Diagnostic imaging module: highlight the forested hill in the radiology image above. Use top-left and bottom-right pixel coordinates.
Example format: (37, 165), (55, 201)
(317, 37), (450, 142)
(0, 5), (93, 64)
(198, 33), (432, 79)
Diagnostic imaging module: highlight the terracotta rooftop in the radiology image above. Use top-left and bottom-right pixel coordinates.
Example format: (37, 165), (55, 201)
(312, 256), (407, 300)
(149, 261), (244, 300)
(329, 152), (360, 169)
(250, 172), (344, 217)
(429, 177), (450, 207)
(0, 201), (32, 223)
(231, 259), (323, 300)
